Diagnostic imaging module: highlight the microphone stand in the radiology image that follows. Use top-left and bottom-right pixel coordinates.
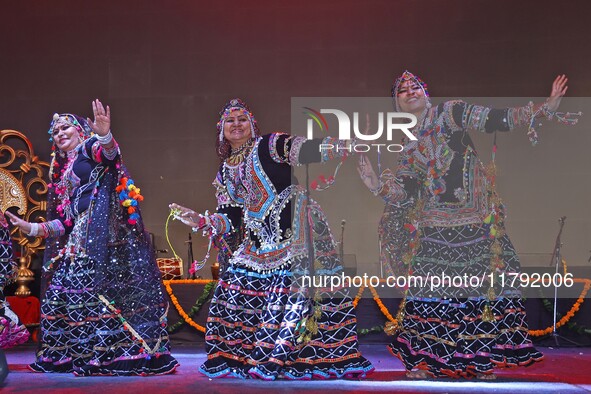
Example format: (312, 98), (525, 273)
(186, 232), (199, 279)
(548, 216), (579, 347)
(339, 220), (345, 263)
(305, 164), (316, 279)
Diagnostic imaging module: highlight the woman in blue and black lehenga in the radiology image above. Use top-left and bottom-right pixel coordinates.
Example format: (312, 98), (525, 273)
(6, 99), (178, 376)
(358, 71), (577, 379)
(171, 98), (374, 380)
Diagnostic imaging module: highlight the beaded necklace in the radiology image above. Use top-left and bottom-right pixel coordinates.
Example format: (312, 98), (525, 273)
(225, 138), (255, 166)
(53, 145), (81, 227)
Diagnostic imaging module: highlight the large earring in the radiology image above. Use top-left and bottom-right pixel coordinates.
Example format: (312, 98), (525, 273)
(218, 125), (225, 142)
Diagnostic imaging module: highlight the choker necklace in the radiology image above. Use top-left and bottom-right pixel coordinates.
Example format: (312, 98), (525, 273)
(226, 138), (255, 166)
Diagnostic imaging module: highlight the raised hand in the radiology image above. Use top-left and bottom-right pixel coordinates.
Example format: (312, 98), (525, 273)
(87, 99), (111, 136)
(546, 74), (568, 112)
(357, 154), (380, 192)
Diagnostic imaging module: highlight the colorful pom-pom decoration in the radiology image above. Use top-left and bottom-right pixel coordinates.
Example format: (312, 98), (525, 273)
(118, 176), (144, 224)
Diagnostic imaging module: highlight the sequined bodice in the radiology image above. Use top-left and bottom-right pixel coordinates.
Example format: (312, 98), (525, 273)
(223, 137), (295, 250)
(400, 104), (490, 227)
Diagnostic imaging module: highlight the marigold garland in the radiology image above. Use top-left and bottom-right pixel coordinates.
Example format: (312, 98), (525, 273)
(163, 279), (216, 333)
(528, 278), (591, 337)
(368, 285), (396, 322)
(162, 277), (591, 337)
(166, 280), (216, 333)
(352, 286), (365, 308)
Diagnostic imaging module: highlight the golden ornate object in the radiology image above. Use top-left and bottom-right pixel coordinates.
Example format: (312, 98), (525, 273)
(1, 129), (50, 296)
(14, 255), (34, 297)
(384, 321), (399, 336)
(0, 169), (27, 215)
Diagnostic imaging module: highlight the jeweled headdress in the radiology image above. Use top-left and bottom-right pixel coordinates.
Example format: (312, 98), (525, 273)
(216, 98), (260, 142)
(47, 113), (93, 143)
(391, 70), (430, 111)
(216, 98), (260, 160)
(47, 113), (94, 181)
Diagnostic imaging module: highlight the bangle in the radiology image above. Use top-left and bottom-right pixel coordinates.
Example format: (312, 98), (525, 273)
(96, 130), (113, 145)
(540, 100), (555, 120)
(370, 184), (383, 196)
(28, 222), (39, 237)
(192, 211), (212, 234)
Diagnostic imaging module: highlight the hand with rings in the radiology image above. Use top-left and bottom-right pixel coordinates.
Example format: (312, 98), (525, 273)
(169, 203), (200, 227)
(87, 99), (111, 137)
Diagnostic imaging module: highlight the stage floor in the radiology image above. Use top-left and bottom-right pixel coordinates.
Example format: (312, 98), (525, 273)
(2, 343), (591, 393)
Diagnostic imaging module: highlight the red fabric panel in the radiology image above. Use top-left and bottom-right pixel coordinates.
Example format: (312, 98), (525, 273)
(6, 296), (40, 325)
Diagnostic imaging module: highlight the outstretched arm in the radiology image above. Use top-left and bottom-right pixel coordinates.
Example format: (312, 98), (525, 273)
(168, 203), (201, 227)
(451, 74), (576, 142)
(169, 169), (241, 236)
(267, 132), (351, 166)
(5, 211), (68, 238)
(4, 211), (31, 234)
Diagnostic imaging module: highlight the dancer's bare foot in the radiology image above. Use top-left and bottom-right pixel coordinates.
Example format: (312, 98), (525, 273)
(476, 372), (497, 380)
(406, 370), (430, 379)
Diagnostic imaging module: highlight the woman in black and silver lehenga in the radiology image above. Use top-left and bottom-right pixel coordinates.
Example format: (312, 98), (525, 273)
(171, 98), (374, 380)
(358, 71), (575, 379)
(7, 100), (179, 376)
